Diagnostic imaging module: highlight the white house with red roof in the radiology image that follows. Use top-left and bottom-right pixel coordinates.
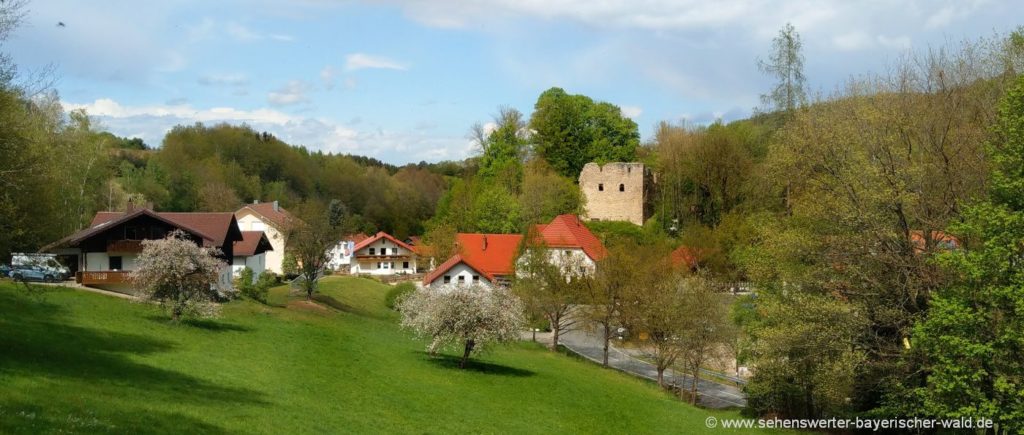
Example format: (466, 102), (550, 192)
(350, 231), (418, 275)
(235, 201), (292, 274)
(523, 214), (607, 274)
(422, 233), (523, 288)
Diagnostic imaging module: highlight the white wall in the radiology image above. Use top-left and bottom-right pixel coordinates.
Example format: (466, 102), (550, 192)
(232, 254), (267, 283)
(326, 240), (356, 270)
(84, 252), (139, 271)
(424, 262), (492, 289)
(236, 213), (286, 274)
(516, 248), (596, 278)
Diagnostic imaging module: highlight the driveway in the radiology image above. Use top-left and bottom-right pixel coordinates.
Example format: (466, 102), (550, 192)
(560, 326), (747, 409)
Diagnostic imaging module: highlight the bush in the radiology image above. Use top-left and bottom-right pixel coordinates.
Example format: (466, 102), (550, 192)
(385, 282), (416, 310)
(237, 267), (273, 304)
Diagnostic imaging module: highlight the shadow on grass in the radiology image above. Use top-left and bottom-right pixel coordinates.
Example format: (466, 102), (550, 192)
(143, 314), (252, 332)
(0, 400), (231, 435)
(312, 293), (391, 320)
(416, 352), (535, 377)
(0, 289), (270, 432)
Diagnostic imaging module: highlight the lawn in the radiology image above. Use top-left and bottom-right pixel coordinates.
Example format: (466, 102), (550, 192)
(0, 277), (782, 434)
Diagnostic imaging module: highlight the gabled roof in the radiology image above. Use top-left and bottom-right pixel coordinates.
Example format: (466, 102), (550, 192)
(910, 230), (960, 253)
(344, 233), (370, 244)
(235, 202), (293, 229)
(422, 254), (495, 286)
(352, 231), (416, 253)
(157, 212), (241, 247)
(43, 209), (220, 251)
(530, 214), (607, 261)
(455, 233), (523, 277)
(234, 231), (274, 256)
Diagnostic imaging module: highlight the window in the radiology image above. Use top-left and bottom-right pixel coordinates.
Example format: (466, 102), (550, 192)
(444, 275), (451, 284)
(109, 256), (123, 271)
(458, 276), (466, 283)
(472, 275), (480, 282)
(389, 262), (394, 269)
(564, 250), (571, 256)
(369, 248), (375, 255)
(619, 183), (625, 192)
(376, 262), (381, 269)
(392, 248), (398, 255)
(403, 261), (409, 269)
(598, 183), (604, 191)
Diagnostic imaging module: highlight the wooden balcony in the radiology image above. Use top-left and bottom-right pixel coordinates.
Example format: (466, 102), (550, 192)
(355, 254), (412, 260)
(77, 271), (132, 285)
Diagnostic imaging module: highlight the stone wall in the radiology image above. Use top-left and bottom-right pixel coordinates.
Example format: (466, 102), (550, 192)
(578, 162), (650, 225)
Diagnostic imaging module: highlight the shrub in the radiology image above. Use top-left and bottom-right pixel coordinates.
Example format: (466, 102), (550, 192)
(237, 267), (273, 304)
(386, 282), (416, 310)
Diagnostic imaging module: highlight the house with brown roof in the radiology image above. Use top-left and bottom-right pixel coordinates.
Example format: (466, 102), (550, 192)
(232, 231), (274, 279)
(422, 233), (523, 288)
(235, 201), (292, 274)
(43, 205), (269, 293)
(350, 231), (418, 275)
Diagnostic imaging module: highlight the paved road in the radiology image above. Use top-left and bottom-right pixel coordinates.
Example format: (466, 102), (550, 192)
(560, 327), (747, 409)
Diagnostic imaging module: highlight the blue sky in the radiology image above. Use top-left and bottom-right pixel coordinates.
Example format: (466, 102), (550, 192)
(5, 0), (1021, 164)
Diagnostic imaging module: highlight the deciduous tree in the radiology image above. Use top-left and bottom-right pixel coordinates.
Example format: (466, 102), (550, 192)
(132, 230), (225, 322)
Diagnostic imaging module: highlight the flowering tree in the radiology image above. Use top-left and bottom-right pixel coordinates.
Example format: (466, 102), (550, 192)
(397, 284), (524, 368)
(132, 230), (225, 321)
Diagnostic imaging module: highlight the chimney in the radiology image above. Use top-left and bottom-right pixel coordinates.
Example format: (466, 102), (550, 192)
(125, 199), (136, 213)
(273, 200), (279, 212)
(253, 199), (259, 205)
(483, 234), (488, 250)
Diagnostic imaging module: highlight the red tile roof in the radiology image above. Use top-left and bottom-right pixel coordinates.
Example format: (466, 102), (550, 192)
(422, 254), (495, 286)
(352, 231), (415, 253)
(344, 233), (371, 244)
(530, 214), (607, 261)
(910, 230), (960, 253)
(455, 233), (523, 277)
(236, 202), (293, 229)
(671, 246), (705, 270)
(234, 231), (273, 256)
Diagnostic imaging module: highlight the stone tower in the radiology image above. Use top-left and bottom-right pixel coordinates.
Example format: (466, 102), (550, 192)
(578, 162), (651, 225)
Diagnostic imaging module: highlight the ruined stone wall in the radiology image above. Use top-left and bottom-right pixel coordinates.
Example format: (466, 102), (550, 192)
(578, 162), (650, 225)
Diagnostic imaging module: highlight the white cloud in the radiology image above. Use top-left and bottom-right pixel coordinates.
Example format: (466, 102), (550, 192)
(833, 32), (873, 51)
(620, 105), (643, 119)
(877, 35), (912, 50)
(268, 80), (312, 106)
(344, 53), (409, 71)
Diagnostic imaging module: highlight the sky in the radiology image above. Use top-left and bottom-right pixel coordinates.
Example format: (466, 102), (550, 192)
(4, 0), (1021, 164)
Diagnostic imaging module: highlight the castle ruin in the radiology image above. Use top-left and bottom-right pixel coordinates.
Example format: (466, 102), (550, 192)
(578, 162), (652, 226)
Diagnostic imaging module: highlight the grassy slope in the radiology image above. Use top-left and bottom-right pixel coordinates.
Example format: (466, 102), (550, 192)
(0, 277), (782, 434)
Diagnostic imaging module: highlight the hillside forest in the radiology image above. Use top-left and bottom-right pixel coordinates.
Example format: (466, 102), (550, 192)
(3, 4), (1024, 428)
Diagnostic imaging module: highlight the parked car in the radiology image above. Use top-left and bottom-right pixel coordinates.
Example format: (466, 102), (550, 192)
(9, 265), (63, 282)
(0, 264), (10, 278)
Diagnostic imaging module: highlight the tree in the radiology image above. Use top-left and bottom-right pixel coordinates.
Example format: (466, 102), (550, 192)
(514, 245), (591, 351)
(758, 22), (807, 114)
(473, 106), (528, 192)
(677, 273), (735, 404)
(397, 284), (524, 368)
(289, 200), (339, 300)
(519, 159), (583, 227)
(616, 247), (685, 388)
(911, 75), (1024, 433)
(132, 230), (225, 322)
(529, 87), (639, 178)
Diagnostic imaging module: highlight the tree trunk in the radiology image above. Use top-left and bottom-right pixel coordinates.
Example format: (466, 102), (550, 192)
(171, 306), (181, 322)
(602, 323), (611, 366)
(460, 339), (475, 369)
(690, 367), (700, 405)
(550, 320), (560, 352)
(657, 367), (665, 388)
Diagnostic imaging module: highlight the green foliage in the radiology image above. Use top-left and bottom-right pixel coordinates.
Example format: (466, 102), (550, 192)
(529, 87), (639, 178)
(470, 185), (522, 234)
(585, 219), (668, 247)
(384, 282), (416, 310)
(909, 75), (1024, 432)
(281, 252), (298, 278)
(237, 268), (272, 304)
(757, 22), (807, 113)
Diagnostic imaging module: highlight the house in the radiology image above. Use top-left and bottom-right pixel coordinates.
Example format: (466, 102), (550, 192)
(326, 233), (369, 271)
(670, 245), (708, 272)
(349, 231), (418, 275)
(524, 214), (607, 274)
(231, 231), (274, 281)
(422, 233), (523, 288)
(43, 206), (246, 294)
(910, 230), (960, 254)
(235, 201), (292, 274)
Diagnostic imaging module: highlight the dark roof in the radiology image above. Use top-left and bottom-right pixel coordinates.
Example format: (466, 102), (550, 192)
(234, 231), (273, 256)
(157, 212), (240, 247)
(43, 209), (221, 251)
